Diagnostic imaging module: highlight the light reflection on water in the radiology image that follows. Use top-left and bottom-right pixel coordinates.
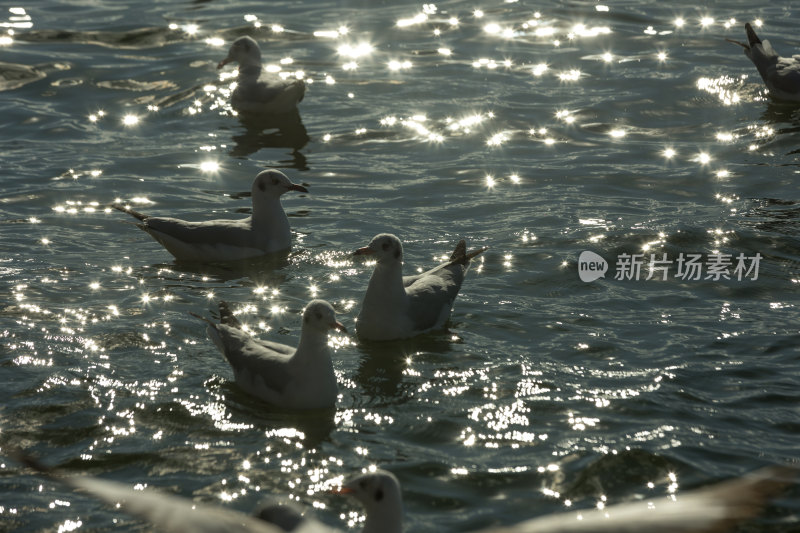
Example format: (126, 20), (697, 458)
(2, 0), (800, 531)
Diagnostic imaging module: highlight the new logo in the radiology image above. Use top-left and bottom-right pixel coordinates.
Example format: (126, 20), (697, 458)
(578, 251), (608, 282)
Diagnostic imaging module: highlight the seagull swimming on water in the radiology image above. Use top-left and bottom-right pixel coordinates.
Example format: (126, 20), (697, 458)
(727, 22), (800, 102)
(113, 169), (307, 262)
(199, 299), (345, 410)
(218, 35), (306, 114)
(354, 234), (487, 341)
(13, 454), (795, 533)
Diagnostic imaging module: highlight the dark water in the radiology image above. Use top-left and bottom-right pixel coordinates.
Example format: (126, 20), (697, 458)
(1, 1), (799, 531)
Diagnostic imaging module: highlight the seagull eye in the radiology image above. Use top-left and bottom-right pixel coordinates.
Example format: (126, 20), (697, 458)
(359, 480), (368, 489)
(271, 178), (279, 185)
(258, 180), (266, 191)
(315, 311), (322, 320)
(374, 488), (384, 502)
(381, 242), (390, 251)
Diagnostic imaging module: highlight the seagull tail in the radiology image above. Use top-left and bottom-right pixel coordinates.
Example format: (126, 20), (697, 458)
(295, 79), (307, 103)
(449, 240), (467, 263)
(112, 203), (148, 222)
(218, 301), (243, 329)
(189, 310), (226, 353)
(449, 240), (488, 265)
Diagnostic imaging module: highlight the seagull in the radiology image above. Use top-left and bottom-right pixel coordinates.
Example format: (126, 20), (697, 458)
(218, 36), (306, 114)
(727, 22), (800, 102)
(14, 452), (335, 533)
(12, 453), (795, 533)
(335, 467), (796, 533)
(113, 169), (307, 262)
(333, 470), (403, 533)
(354, 234), (487, 341)
(199, 299), (345, 410)
(474, 466), (795, 533)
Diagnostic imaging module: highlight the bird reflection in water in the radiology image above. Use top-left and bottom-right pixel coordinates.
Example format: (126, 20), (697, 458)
(228, 108), (310, 162)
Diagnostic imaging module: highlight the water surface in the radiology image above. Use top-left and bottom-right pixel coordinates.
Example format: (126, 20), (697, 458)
(2, 1), (799, 531)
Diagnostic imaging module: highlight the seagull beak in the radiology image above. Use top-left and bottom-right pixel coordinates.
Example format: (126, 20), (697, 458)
(354, 247), (374, 256)
(330, 486), (355, 495)
(217, 57), (232, 69)
(725, 38), (749, 50)
(333, 321), (347, 333)
(745, 23), (761, 47)
(288, 183), (309, 193)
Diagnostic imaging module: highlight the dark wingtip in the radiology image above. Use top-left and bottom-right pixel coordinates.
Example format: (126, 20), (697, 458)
(745, 22), (761, 47)
(465, 245), (488, 261)
(111, 203), (148, 222)
(218, 301), (242, 328)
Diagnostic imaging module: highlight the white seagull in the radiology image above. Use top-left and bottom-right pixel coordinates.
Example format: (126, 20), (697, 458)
(200, 299), (345, 410)
(15, 453), (334, 533)
(728, 22), (800, 102)
(336, 467), (796, 533)
(354, 234), (487, 341)
(333, 470), (403, 533)
(218, 36), (307, 114)
(113, 169), (307, 262)
(13, 455), (795, 533)
(475, 466), (795, 533)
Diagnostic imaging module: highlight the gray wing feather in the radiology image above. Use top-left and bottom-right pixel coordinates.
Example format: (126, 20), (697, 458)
(238, 81), (292, 103)
(401, 241), (486, 331)
(475, 466), (794, 533)
(404, 265), (465, 331)
(64, 475), (284, 533)
(233, 78), (305, 113)
(771, 58), (800, 94)
(143, 217), (257, 248)
(211, 323), (293, 393)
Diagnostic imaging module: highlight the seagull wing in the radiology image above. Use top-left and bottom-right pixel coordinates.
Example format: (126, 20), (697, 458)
(402, 241), (486, 287)
(59, 475), (285, 533)
(234, 78), (306, 113)
(403, 265), (465, 332)
(401, 241), (486, 332)
(142, 217), (258, 248)
(15, 449), (340, 533)
(770, 56), (800, 95)
(478, 466), (794, 533)
(254, 500), (340, 533)
(207, 322), (294, 394)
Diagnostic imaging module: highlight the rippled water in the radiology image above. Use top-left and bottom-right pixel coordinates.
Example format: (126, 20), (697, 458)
(2, 1), (799, 531)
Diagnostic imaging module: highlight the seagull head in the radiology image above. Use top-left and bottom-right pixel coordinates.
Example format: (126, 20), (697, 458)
(335, 470), (403, 528)
(218, 35), (262, 70)
(252, 170), (309, 199)
(726, 23), (762, 62)
(354, 233), (403, 264)
(303, 300), (347, 334)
